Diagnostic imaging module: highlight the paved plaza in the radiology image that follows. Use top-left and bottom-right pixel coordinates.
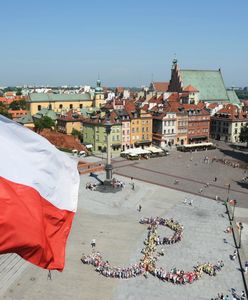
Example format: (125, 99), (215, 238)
(1, 149), (248, 300)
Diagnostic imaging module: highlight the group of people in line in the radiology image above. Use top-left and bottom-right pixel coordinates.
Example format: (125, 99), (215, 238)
(139, 217), (183, 245)
(81, 252), (143, 279)
(153, 260), (223, 285)
(212, 157), (240, 168)
(81, 216), (223, 285)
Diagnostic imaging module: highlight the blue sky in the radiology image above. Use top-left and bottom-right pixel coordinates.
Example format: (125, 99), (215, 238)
(0, 0), (247, 87)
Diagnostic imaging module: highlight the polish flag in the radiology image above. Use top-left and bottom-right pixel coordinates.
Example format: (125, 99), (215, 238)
(0, 115), (80, 271)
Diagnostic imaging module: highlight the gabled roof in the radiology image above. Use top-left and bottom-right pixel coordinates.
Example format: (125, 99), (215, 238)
(29, 93), (91, 102)
(226, 90), (241, 106)
(183, 85), (199, 92)
(17, 113), (33, 124)
(180, 69), (229, 101)
(153, 82), (169, 92)
(167, 93), (180, 102)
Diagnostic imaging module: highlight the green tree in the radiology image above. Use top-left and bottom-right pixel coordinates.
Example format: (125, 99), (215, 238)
(9, 99), (27, 110)
(239, 125), (248, 147)
(16, 88), (22, 96)
(71, 128), (83, 141)
(34, 116), (55, 132)
(0, 102), (12, 119)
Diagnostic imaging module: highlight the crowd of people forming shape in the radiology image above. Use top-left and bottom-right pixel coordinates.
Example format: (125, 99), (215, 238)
(81, 216), (223, 284)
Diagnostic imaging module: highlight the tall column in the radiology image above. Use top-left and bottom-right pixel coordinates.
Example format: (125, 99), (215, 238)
(104, 122), (113, 185)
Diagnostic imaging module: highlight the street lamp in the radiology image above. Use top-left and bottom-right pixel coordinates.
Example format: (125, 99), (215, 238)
(238, 222), (244, 248)
(231, 199), (237, 221)
(104, 120), (113, 185)
(226, 183), (231, 201)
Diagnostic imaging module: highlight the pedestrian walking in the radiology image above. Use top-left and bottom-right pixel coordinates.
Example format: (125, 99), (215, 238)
(225, 295), (230, 300)
(91, 238), (96, 248)
(47, 270), (52, 280)
(199, 188), (203, 194)
(130, 177), (135, 190)
(241, 291), (246, 300)
(244, 261), (248, 273)
(137, 204), (142, 212)
(232, 249), (237, 260)
(183, 198), (187, 204)
(214, 177), (217, 182)
(189, 199), (193, 206)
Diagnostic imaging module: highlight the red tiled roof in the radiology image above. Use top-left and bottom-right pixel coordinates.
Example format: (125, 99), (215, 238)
(167, 93), (180, 102)
(124, 100), (136, 113)
(142, 104), (149, 111)
(40, 129), (87, 152)
(208, 103), (218, 109)
(148, 94), (163, 104)
(57, 110), (84, 122)
(215, 104), (248, 120)
(153, 82), (169, 92)
(183, 85), (199, 92)
(116, 87), (124, 93)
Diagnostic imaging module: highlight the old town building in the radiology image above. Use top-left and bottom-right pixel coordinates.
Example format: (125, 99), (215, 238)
(27, 93), (93, 115)
(211, 104), (248, 143)
(83, 113), (122, 153)
(185, 104), (210, 144)
(57, 110), (83, 135)
(168, 59), (239, 104)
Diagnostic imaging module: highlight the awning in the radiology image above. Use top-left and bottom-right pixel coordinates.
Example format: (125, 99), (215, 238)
(135, 140), (152, 145)
(85, 144), (93, 148)
(189, 136), (207, 140)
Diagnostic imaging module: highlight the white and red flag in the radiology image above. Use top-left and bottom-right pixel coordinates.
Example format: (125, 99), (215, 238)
(0, 115), (79, 271)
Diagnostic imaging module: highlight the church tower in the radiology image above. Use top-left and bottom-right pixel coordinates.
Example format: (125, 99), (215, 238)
(94, 79), (105, 108)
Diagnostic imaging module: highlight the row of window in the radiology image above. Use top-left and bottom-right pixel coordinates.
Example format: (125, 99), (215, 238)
(95, 135), (121, 142)
(164, 120), (176, 126)
(37, 104), (84, 111)
(131, 127), (149, 133)
(164, 129), (175, 134)
(178, 121), (188, 126)
(131, 134), (150, 140)
(188, 129), (208, 134)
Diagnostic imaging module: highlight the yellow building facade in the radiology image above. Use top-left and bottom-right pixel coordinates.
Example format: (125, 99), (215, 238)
(27, 93), (93, 115)
(129, 109), (153, 147)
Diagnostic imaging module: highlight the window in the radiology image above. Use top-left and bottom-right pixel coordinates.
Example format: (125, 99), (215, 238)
(59, 104), (63, 109)
(112, 136), (115, 141)
(127, 130), (130, 134)
(96, 135), (99, 141)
(132, 128), (135, 133)
(48, 104), (52, 109)
(116, 135), (119, 140)
(70, 104), (73, 109)
(38, 105), (41, 111)
(79, 104), (83, 109)
(172, 129), (174, 133)
(164, 129), (166, 134)
(168, 129), (170, 134)
(146, 127), (149, 132)
(123, 130), (125, 135)
(142, 127), (145, 132)
(142, 134), (145, 140)
(136, 128), (139, 132)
